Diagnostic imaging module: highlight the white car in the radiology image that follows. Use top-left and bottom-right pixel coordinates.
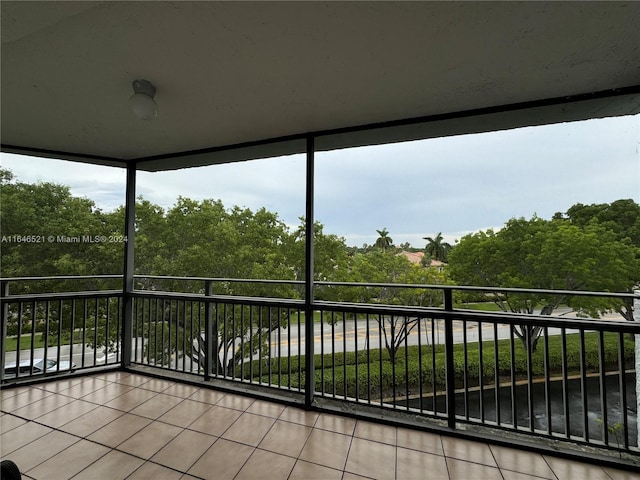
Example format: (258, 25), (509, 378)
(4, 358), (76, 376)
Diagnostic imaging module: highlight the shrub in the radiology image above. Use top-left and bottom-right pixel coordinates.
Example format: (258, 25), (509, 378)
(245, 331), (634, 401)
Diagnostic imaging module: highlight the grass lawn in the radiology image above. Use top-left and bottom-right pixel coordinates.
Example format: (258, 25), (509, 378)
(456, 302), (503, 311)
(4, 330), (92, 352)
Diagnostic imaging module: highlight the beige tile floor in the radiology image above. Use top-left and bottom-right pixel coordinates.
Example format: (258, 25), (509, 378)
(1, 372), (637, 480)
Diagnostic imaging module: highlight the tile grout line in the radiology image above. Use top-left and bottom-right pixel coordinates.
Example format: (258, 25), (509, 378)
(3, 380), (196, 478)
(486, 441), (506, 480)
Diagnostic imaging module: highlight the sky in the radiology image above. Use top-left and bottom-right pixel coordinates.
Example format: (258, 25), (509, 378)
(2, 114), (639, 249)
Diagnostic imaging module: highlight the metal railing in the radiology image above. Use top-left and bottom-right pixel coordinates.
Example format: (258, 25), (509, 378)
(1, 275), (638, 460)
(1, 276), (123, 382)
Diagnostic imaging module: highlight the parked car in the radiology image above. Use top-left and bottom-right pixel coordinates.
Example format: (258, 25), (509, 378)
(4, 358), (76, 376)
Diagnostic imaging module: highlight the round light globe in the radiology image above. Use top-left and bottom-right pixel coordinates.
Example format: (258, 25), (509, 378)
(130, 92), (157, 120)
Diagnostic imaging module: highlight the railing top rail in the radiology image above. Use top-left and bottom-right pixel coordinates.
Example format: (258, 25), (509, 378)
(1, 290), (123, 301)
(0, 275), (122, 282)
(132, 289), (305, 307)
(134, 275), (303, 285)
(0, 275), (635, 299)
(316, 281), (637, 299)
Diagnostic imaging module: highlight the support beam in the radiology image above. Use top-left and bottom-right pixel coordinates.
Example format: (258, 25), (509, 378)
(121, 164), (136, 367)
(444, 289), (456, 429)
(304, 136), (315, 408)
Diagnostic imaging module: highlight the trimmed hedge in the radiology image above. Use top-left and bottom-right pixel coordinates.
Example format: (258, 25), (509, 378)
(239, 332), (635, 400)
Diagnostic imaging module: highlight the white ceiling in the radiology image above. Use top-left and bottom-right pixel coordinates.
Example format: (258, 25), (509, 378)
(1, 1), (639, 170)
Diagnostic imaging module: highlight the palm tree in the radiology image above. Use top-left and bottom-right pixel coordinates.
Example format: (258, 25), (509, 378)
(375, 228), (393, 252)
(423, 232), (451, 261)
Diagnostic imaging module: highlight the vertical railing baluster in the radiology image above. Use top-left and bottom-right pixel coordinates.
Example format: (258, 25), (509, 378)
(598, 330), (607, 445)
(579, 330), (589, 442)
(175, 300), (181, 371)
(543, 326), (552, 436)
(148, 297), (153, 365)
(342, 312), (347, 399)
(463, 320), (469, 420)
(297, 309), (302, 391)
(149, 298), (156, 365)
(179, 299), (184, 370)
(168, 300), (174, 371)
(169, 300), (174, 370)
(378, 312), (383, 406)
(617, 332), (629, 449)
(478, 319), (485, 424)
(57, 300), (63, 370)
(29, 300), (37, 372)
(287, 309), (292, 389)
(248, 305), (254, 384)
(493, 322), (500, 426)
(69, 299), (75, 369)
(391, 315), (397, 405)
(266, 306), (271, 383)
(257, 306), (262, 383)
(331, 311), (336, 398)
(93, 298), (99, 366)
(223, 303), (229, 378)
(198, 300), (204, 374)
(188, 301), (194, 372)
(509, 325), (517, 430)
(561, 328), (570, 439)
(417, 316), (423, 413)
(156, 299), (164, 366)
(0, 280), (9, 382)
(171, 300), (177, 371)
(320, 309), (325, 396)
(204, 280), (213, 380)
(116, 296), (122, 363)
(404, 316), (410, 411)
(82, 299), (88, 368)
(526, 325), (534, 432)
(444, 288), (456, 429)
(366, 312), (371, 405)
(231, 303), (236, 380)
(42, 300), (51, 375)
(430, 317), (437, 413)
(17, 301), (24, 376)
(137, 298), (144, 364)
(276, 307), (281, 387)
(354, 313), (359, 402)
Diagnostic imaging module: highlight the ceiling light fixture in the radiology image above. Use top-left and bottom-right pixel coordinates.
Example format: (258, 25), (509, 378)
(130, 79), (157, 120)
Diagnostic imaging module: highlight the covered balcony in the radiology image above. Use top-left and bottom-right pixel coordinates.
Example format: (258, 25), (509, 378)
(2, 371), (636, 480)
(2, 2), (640, 478)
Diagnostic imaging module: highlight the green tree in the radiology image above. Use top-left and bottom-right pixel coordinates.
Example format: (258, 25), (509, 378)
(330, 251), (427, 365)
(375, 228), (393, 252)
(556, 199), (640, 246)
(286, 218), (350, 288)
(448, 215), (640, 351)
(136, 197), (299, 373)
(395, 263), (451, 308)
(1, 169), (125, 348)
(423, 232), (452, 262)
(1, 169), (123, 286)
